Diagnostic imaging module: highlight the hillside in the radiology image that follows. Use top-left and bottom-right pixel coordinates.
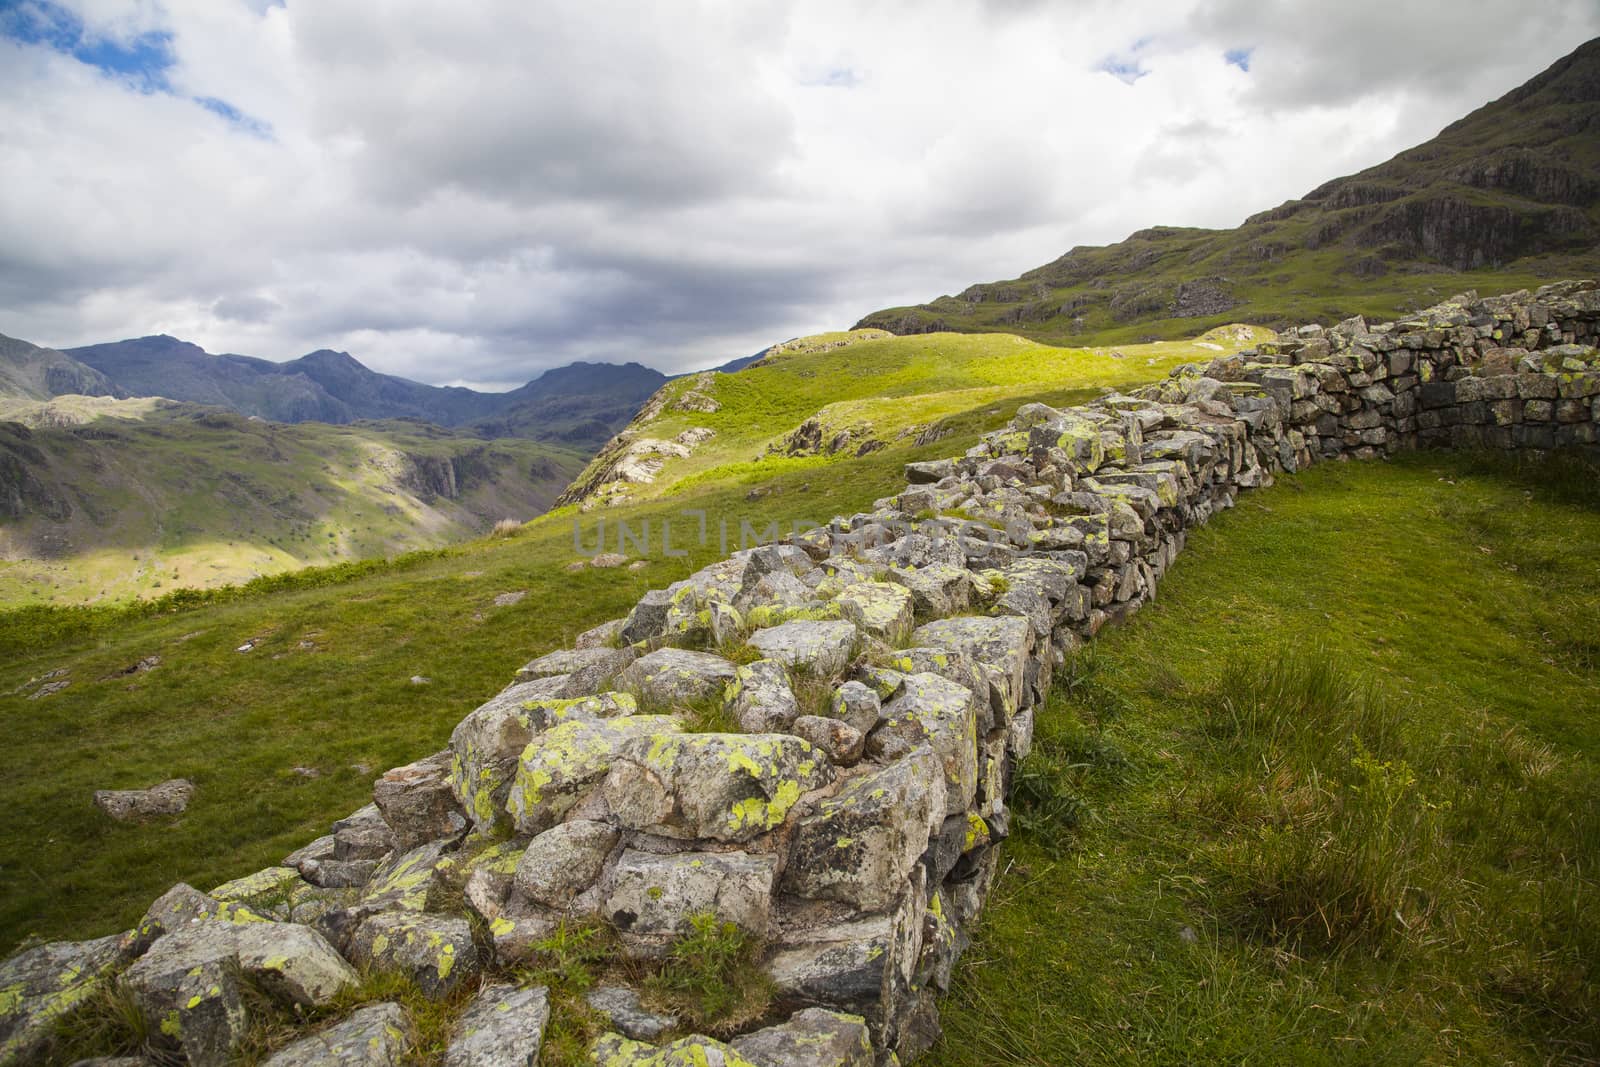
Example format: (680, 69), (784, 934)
(0, 334), (123, 402)
(0, 398), (586, 605)
(556, 322), (1273, 509)
(857, 37), (1600, 345)
(61, 335), (668, 451)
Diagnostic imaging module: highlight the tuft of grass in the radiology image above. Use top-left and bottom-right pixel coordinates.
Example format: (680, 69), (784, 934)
(513, 921), (615, 1067)
(45, 974), (168, 1065)
(488, 518), (524, 539)
(643, 913), (774, 1036)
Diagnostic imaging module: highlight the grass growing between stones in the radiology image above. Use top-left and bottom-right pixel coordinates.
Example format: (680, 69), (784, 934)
(643, 913), (774, 1036)
(928, 450), (1600, 1065)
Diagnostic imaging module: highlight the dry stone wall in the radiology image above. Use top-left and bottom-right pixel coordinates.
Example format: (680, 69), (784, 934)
(4, 282), (1599, 1067)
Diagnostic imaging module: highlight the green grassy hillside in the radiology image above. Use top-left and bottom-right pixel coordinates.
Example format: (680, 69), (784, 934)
(0, 398), (586, 605)
(857, 39), (1600, 347)
(557, 323), (1273, 508)
(928, 452), (1600, 1065)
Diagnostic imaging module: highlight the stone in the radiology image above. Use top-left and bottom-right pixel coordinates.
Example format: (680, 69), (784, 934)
(603, 732), (834, 842)
(587, 985), (677, 1041)
(93, 778), (194, 821)
(731, 1008), (875, 1067)
(832, 582), (916, 645)
(349, 912), (480, 999)
(911, 615), (1034, 723)
(262, 1002), (412, 1067)
(514, 646), (633, 693)
(782, 749), (947, 911)
(509, 715), (682, 835)
(747, 620), (860, 677)
(868, 673), (979, 812)
(0, 934), (132, 1065)
(450, 681), (625, 831)
(725, 659), (801, 733)
(460, 840), (525, 924)
(575, 618), (626, 649)
(373, 751), (468, 851)
(616, 648), (740, 710)
(123, 920), (357, 1066)
(132, 882), (266, 952)
(332, 804), (398, 862)
(604, 848), (778, 951)
(514, 819), (620, 908)
(359, 839), (456, 913)
(828, 681), (882, 734)
(207, 866), (306, 921)
(882, 563), (972, 617)
(591, 1033), (763, 1066)
(443, 983), (549, 1067)
(789, 715), (866, 766)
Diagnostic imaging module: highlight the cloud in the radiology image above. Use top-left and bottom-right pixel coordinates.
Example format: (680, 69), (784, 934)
(0, 0), (1596, 387)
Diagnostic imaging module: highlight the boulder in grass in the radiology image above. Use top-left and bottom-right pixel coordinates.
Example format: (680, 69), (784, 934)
(731, 1008), (876, 1067)
(93, 778), (194, 821)
(0, 934), (133, 1065)
(444, 983), (549, 1067)
(263, 1002), (413, 1067)
(585, 986), (678, 1042)
(122, 920), (357, 1066)
(349, 913), (480, 1000)
(591, 1033), (763, 1066)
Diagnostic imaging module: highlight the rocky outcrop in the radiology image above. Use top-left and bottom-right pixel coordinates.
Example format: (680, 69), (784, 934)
(4, 282), (1597, 1066)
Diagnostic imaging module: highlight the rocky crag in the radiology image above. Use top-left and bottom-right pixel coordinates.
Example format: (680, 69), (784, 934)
(3, 282), (1597, 1066)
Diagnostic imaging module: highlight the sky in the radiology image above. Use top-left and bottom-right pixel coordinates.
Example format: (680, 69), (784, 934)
(1, 1), (1597, 389)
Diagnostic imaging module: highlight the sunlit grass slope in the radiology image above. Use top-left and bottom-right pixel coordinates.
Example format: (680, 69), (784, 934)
(929, 451), (1600, 1065)
(571, 323), (1273, 504)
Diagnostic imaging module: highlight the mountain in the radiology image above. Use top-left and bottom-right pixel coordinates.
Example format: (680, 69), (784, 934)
(857, 37), (1600, 344)
(60, 335), (668, 451)
(0, 396), (587, 605)
(465, 361), (677, 445)
(0, 334), (124, 403)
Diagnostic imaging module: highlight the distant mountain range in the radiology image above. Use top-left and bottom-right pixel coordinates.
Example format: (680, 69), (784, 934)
(858, 37), (1600, 344)
(49, 335), (669, 451)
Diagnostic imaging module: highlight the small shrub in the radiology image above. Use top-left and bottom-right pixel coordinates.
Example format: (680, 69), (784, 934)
(488, 518), (524, 539)
(644, 913), (773, 1034)
(522, 919), (614, 994)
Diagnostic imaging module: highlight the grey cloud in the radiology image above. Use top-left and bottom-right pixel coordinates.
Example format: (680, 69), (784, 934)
(1185, 0), (1600, 111)
(212, 294), (280, 323)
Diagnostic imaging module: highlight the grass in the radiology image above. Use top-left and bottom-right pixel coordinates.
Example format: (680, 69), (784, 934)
(0, 404), (585, 606)
(642, 913), (774, 1035)
(565, 325), (1269, 508)
(926, 449), (1600, 1066)
(0, 409), (1011, 954)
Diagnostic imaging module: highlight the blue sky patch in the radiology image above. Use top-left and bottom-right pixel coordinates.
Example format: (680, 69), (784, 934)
(1225, 47), (1254, 72)
(0, 0), (175, 92)
(196, 95), (274, 138)
(1098, 57), (1148, 84)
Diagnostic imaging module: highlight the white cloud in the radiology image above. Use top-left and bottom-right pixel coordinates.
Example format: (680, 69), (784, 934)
(0, 0), (1596, 386)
